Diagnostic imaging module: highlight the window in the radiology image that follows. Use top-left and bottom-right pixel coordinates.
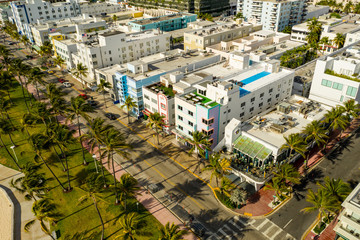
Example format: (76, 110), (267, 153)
(178, 115), (183, 121)
(240, 112), (244, 117)
(188, 130), (192, 135)
(144, 103), (150, 109)
(269, 88), (273, 93)
(276, 94), (280, 98)
(250, 107), (254, 112)
(151, 98), (157, 104)
(228, 109), (231, 113)
(346, 86), (357, 97)
(259, 102), (263, 107)
(202, 129), (214, 136)
(109, 57), (112, 61)
(241, 102), (246, 107)
(178, 105), (183, 111)
(161, 103), (166, 109)
(188, 110), (193, 116)
(267, 98), (272, 102)
(178, 125), (183, 130)
(332, 82), (343, 90)
(202, 118), (214, 125)
(260, 92), (264, 98)
(188, 121), (193, 127)
(251, 97), (255, 102)
(321, 79), (332, 87)
(144, 94), (149, 100)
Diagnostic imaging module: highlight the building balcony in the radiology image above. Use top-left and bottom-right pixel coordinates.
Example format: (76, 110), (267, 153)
(342, 212), (360, 230)
(335, 225), (360, 239)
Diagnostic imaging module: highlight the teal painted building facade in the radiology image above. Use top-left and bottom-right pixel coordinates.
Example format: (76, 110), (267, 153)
(128, 13), (197, 32)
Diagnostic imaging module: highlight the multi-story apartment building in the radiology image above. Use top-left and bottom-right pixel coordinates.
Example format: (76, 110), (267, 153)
(31, 14), (106, 46)
(334, 183), (360, 240)
(238, 0), (307, 32)
(128, 13), (197, 32)
(309, 54), (360, 107)
(0, 5), (13, 23)
(172, 54), (294, 149)
(77, 1), (122, 16)
(127, 0), (230, 17)
(70, 30), (171, 80)
(10, 0), (81, 41)
(184, 22), (262, 50)
(206, 29), (305, 60)
(95, 49), (221, 117)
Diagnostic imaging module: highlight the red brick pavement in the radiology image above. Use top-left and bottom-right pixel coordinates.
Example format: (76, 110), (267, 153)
(304, 218), (337, 240)
(234, 188), (274, 216)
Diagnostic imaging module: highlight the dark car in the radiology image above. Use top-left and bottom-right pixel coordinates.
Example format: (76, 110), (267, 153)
(87, 100), (97, 107)
(105, 113), (116, 120)
(78, 94), (88, 100)
(26, 55), (34, 59)
(189, 222), (206, 237)
(58, 78), (66, 83)
(8, 42), (15, 45)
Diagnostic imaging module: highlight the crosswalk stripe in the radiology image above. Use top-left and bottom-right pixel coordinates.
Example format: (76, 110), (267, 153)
(269, 227), (283, 240)
(218, 229), (227, 237)
(223, 225), (235, 238)
(228, 220), (243, 230)
(255, 219), (269, 230)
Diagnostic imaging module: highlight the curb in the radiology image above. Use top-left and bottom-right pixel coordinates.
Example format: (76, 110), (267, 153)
(301, 214), (320, 240)
(0, 185), (15, 240)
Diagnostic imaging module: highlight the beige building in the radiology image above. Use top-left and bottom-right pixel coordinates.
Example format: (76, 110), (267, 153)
(184, 22), (262, 50)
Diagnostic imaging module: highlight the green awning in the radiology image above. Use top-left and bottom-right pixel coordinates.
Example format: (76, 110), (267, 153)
(233, 135), (272, 161)
(32, 45), (41, 51)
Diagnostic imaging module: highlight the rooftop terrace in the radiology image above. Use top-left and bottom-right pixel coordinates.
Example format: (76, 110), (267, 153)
(129, 13), (194, 25)
(242, 95), (327, 149)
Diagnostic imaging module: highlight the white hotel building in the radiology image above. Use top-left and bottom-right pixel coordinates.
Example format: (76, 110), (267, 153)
(309, 52), (360, 107)
(170, 53), (294, 149)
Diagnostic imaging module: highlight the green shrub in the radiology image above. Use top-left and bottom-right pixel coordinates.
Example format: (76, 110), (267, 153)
(40, 66), (47, 70)
(215, 190), (236, 209)
(313, 221), (326, 235)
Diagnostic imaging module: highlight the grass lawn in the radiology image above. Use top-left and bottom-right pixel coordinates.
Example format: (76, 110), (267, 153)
(0, 82), (162, 239)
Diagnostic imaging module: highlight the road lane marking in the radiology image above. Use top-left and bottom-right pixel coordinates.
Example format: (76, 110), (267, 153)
(255, 219), (269, 230)
(270, 227), (283, 240)
(283, 219), (293, 229)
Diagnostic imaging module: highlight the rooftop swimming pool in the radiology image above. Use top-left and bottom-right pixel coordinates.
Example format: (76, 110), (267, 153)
(240, 71), (271, 85)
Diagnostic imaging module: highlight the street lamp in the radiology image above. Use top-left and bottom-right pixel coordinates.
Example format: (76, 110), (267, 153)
(136, 202), (139, 212)
(10, 146), (19, 162)
(92, 154), (98, 173)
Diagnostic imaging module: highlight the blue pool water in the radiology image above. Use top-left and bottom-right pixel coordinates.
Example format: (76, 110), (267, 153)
(240, 71), (270, 85)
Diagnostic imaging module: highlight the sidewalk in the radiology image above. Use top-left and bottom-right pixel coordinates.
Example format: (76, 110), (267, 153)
(304, 218), (337, 240)
(23, 61), (198, 240)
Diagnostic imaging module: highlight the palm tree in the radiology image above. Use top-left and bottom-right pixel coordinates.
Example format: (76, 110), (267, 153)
(202, 153), (231, 186)
(341, 99), (360, 120)
(53, 56), (65, 72)
(0, 45), (13, 67)
(10, 163), (47, 201)
(323, 106), (349, 134)
(121, 96), (137, 123)
(96, 79), (112, 108)
(0, 71), (15, 102)
(117, 173), (140, 204)
(49, 124), (76, 191)
(187, 131), (211, 162)
(9, 59), (30, 112)
(20, 113), (38, 140)
(158, 222), (188, 240)
(117, 212), (143, 240)
(219, 177), (235, 195)
(30, 101), (51, 129)
(319, 36), (330, 53)
(333, 33), (345, 49)
(29, 133), (67, 191)
(303, 120), (328, 148)
(273, 163), (300, 191)
(72, 63), (88, 89)
(264, 177), (288, 200)
(21, 35), (30, 49)
(27, 67), (46, 100)
(280, 133), (307, 162)
(24, 198), (61, 240)
(83, 117), (114, 188)
(0, 119), (21, 170)
(112, 14), (118, 24)
(301, 188), (340, 224)
(146, 112), (165, 145)
(78, 173), (107, 240)
(66, 96), (93, 165)
(39, 41), (53, 59)
(0, 117), (17, 146)
(101, 129), (132, 204)
(0, 97), (11, 119)
(317, 177), (351, 205)
(230, 188), (248, 206)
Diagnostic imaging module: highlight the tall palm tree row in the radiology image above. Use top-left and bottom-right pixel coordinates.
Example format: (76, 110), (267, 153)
(72, 63), (88, 89)
(202, 153), (231, 186)
(280, 133), (307, 162)
(158, 222), (188, 240)
(186, 130), (212, 162)
(96, 79), (112, 108)
(146, 112), (165, 145)
(121, 95), (137, 123)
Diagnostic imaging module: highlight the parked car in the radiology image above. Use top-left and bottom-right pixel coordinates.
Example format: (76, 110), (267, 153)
(87, 100), (97, 107)
(63, 82), (71, 88)
(26, 55), (34, 59)
(58, 78), (66, 83)
(8, 42), (15, 45)
(105, 113), (116, 120)
(78, 94), (88, 100)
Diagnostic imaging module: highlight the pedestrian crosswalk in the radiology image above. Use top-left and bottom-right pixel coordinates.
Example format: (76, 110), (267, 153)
(206, 216), (295, 240)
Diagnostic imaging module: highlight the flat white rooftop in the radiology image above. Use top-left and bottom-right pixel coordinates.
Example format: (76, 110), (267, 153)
(242, 95), (328, 149)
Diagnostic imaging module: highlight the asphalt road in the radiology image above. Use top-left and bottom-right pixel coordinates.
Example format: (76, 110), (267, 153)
(268, 130), (360, 239)
(7, 38), (269, 240)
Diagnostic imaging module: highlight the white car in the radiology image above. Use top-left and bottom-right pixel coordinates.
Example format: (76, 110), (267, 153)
(63, 82), (71, 88)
